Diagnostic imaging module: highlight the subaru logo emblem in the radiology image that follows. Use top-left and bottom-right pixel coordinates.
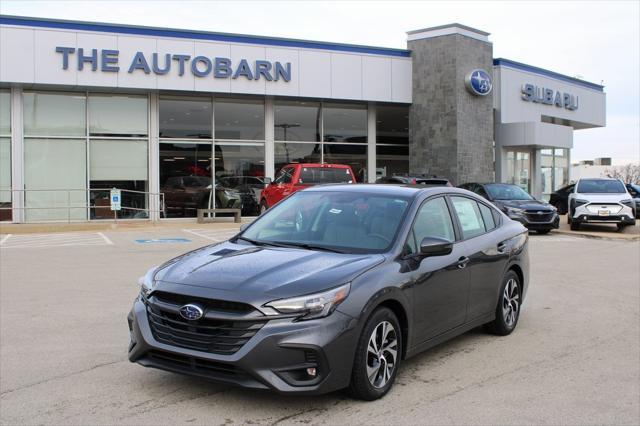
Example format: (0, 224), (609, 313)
(179, 304), (203, 321)
(537, 211), (544, 215)
(465, 69), (493, 96)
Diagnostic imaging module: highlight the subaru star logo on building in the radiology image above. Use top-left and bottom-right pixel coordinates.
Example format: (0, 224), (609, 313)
(179, 304), (204, 320)
(465, 69), (493, 96)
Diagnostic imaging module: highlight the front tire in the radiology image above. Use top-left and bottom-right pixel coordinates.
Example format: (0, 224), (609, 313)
(486, 271), (521, 336)
(617, 223), (627, 231)
(348, 307), (402, 401)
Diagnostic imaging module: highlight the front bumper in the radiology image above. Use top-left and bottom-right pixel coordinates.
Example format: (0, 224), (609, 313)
(509, 212), (559, 230)
(572, 204), (636, 225)
(127, 298), (358, 395)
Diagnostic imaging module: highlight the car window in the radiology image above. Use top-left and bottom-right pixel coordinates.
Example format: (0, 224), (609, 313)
(298, 167), (353, 184)
(274, 167), (294, 184)
(451, 196), (486, 239)
(478, 203), (496, 231)
(627, 185), (639, 197)
(406, 197), (455, 255)
(473, 185), (489, 198)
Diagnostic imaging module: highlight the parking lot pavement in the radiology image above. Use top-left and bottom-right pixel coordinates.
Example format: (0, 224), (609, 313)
(1, 229), (638, 425)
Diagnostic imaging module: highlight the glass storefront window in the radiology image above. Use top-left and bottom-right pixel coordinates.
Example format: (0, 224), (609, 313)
(323, 144), (367, 183)
(0, 138), (11, 221)
(159, 142), (212, 218)
(376, 145), (409, 180)
(323, 103), (367, 143)
(274, 100), (320, 142)
(376, 105), (409, 144)
(214, 145), (265, 179)
(89, 94), (148, 137)
(160, 97), (212, 139)
(540, 148), (569, 201)
(24, 138), (87, 222)
(89, 139), (148, 219)
(506, 151), (531, 192)
(274, 143), (321, 172)
(24, 92), (86, 136)
(0, 91), (10, 135)
(215, 98), (264, 140)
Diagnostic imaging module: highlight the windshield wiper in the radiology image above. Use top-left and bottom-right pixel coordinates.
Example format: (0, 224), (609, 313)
(270, 241), (347, 253)
(233, 236), (289, 248)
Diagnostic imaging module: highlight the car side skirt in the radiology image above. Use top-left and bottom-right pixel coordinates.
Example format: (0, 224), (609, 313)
(404, 313), (494, 359)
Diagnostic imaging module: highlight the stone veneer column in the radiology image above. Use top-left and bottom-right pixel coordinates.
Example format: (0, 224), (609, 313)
(407, 24), (494, 185)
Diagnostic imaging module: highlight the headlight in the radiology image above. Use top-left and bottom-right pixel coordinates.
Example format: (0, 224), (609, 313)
(264, 283), (350, 320)
(574, 199), (588, 206)
(621, 199), (634, 206)
(138, 266), (158, 296)
(505, 207), (525, 216)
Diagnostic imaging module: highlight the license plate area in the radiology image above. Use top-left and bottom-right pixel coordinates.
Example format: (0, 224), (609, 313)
(598, 210), (610, 216)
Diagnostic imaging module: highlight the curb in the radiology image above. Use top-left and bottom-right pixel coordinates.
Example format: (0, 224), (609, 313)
(552, 229), (640, 242)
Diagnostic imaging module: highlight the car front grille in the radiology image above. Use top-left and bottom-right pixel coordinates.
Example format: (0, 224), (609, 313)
(143, 291), (267, 355)
(525, 211), (555, 222)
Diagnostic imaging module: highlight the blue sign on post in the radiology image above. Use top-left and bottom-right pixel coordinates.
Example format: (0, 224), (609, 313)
(110, 189), (121, 211)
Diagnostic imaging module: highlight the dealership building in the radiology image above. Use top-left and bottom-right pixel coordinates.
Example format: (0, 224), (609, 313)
(0, 15), (606, 222)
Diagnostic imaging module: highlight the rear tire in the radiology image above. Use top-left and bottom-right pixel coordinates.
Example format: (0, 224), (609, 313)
(486, 270), (521, 336)
(348, 307), (402, 401)
(259, 200), (268, 214)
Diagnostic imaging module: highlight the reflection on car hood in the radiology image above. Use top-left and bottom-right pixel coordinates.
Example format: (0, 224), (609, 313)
(493, 199), (555, 211)
(154, 241), (384, 302)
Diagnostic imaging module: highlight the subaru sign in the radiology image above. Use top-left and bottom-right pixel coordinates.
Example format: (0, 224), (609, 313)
(521, 84), (579, 111)
(465, 69), (492, 96)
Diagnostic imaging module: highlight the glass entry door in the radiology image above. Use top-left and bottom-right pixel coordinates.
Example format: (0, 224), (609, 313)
(506, 150), (531, 193)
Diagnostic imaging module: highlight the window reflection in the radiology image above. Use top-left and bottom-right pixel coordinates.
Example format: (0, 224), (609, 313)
(323, 103), (367, 143)
(89, 94), (148, 137)
(215, 98), (264, 140)
(274, 100), (321, 142)
(160, 98), (212, 139)
(274, 143), (321, 172)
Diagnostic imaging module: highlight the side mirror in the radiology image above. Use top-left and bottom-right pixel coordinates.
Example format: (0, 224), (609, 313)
(419, 237), (453, 257)
(239, 223), (249, 232)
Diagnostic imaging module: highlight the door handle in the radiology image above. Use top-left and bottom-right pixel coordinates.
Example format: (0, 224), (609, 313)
(457, 256), (469, 269)
(497, 242), (507, 253)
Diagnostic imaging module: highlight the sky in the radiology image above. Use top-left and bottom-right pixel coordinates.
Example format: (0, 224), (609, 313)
(1, 0), (639, 165)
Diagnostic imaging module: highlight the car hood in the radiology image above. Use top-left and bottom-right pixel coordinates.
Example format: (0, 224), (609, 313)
(493, 199), (555, 211)
(576, 193), (632, 203)
(153, 241), (384, 304)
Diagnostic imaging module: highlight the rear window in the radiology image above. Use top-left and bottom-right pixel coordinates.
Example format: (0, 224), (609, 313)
(298, 167), (354, 185)
(577, 179), (626, 194)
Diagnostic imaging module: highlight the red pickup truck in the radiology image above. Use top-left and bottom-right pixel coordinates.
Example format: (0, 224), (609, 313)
(260, 163), (357, 212)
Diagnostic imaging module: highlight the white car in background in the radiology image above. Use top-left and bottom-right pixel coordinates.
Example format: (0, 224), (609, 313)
(568, 178), (636, 231)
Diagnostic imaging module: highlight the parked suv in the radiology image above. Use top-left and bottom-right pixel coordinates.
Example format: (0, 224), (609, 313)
(568, 178), (636, 230)
(260, 163), (356, 212)
(459, 183), (559, 234)
(625, 183), (640, 218)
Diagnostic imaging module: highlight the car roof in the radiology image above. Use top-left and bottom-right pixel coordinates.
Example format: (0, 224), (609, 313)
(304, 183), (474, 198)
(577, 177), (619, 181)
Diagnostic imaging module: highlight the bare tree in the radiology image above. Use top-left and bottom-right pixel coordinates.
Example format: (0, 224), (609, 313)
(605, 163), (640, 184)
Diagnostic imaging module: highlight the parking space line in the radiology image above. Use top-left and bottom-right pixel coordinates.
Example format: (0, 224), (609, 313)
(0, 234), (11, 245)
(97, 232), (114, 245)
(182, 229), (223, 241)
(0, 233), (111, 249)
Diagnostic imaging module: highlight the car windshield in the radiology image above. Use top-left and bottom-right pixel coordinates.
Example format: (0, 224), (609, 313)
(298, 167), (354, 185)
(239, 191), (411, 253)
(577, 179), (626, 194)
(485, 184), (533, 200)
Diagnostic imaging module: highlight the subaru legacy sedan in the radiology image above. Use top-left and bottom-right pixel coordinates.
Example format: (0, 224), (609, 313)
(128, 185), (529, 400)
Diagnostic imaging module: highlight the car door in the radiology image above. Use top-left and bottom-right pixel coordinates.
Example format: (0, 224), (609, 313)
(449, 196), (509, 320)
(266, 167), (295, 206)
(406, 196), (470, 343)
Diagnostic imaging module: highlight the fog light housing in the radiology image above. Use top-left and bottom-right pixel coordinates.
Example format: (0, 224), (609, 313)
(306, 367), (317, 377)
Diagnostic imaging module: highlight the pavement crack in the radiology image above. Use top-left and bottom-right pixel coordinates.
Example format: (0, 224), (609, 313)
(271, 407), (325, 425)
(0, 359), (125, 398)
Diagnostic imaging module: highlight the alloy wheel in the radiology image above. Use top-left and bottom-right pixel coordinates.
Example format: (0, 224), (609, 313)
(502, 278), (520, 327)
(366, 321), (398, 388)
